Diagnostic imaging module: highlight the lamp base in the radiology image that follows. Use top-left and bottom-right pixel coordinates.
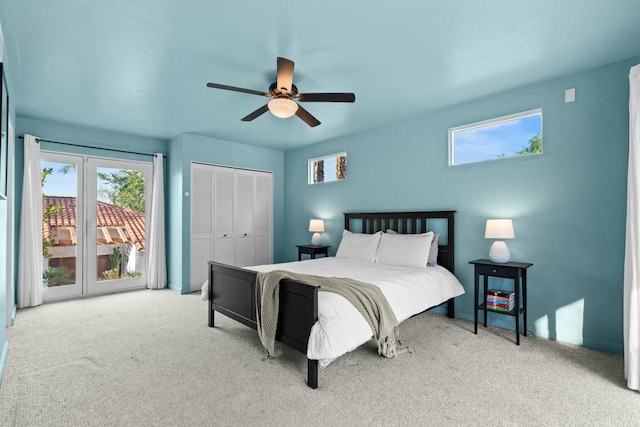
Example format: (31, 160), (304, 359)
(489, 240), (510, 263)
(311, 233), (322, 246)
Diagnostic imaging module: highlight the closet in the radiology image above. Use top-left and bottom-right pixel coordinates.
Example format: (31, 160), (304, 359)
(190, 163), (273, 292)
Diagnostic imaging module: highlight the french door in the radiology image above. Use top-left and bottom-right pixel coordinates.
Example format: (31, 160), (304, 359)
(41, 152), (152, 301)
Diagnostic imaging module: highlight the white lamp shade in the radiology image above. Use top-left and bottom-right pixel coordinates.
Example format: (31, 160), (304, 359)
(485, 219), (515, 239)
(309, 219), (325, 232)
(268, 98), (298, 118)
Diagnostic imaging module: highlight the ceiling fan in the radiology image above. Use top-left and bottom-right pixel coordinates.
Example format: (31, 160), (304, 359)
(206, 57), (355, 127)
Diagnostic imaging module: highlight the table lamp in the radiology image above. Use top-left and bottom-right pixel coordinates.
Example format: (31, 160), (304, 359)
(309, 219), (325, 246)
(485, 219), (515, 263)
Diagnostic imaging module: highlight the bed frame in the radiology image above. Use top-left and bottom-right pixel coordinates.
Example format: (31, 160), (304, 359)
(208, 210), (457, 389)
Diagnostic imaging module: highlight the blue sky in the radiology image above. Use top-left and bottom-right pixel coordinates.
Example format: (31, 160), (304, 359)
(453, 113), (542, 165)
(311, 156), (341, 183)
(323, 157), (337, 182)
(41, 162), (114, 202)
(42, 161), (77, 197)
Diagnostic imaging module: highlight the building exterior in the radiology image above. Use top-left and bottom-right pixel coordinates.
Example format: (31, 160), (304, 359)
(42, 196), (146, 285)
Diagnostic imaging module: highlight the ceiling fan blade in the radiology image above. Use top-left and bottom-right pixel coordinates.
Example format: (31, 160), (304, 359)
(276, 57), (295, 92)
(296, 92), (356, 103)
(295, 105), (321, 127)
(241, 104), (270, 121)
(207, 82), (269, 97)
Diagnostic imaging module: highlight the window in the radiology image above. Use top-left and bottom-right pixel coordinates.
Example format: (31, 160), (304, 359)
(449, 109), (543, 166)
(308, 152), (347, 184)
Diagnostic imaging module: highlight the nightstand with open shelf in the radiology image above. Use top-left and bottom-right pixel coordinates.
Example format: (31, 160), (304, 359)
(470, 259), (533, 345)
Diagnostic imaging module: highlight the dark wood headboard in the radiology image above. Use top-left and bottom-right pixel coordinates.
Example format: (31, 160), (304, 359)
(344, 211), (456, 274)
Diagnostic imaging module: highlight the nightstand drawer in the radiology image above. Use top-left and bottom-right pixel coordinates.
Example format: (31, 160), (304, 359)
(476, 264), (515, 278)
(298, 246), (318, 255)
(296, 245), (330, 261)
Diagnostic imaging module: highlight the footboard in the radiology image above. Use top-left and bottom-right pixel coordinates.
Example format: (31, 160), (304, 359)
(208, 261), (320, 388)
(208, 262), (257, 329)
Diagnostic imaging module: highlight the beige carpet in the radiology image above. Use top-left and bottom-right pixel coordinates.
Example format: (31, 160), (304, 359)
(0, 289), (638, 426)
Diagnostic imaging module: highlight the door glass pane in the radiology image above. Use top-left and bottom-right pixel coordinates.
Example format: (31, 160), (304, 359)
(41, 161), (78, 288)
(95, 166), (146, 282)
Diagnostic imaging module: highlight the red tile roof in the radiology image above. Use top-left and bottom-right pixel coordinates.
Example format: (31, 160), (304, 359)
(42, 196), (146, 251)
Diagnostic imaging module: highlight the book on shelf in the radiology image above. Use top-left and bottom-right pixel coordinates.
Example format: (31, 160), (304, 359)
(486, 302), (510, 310)
(486, 298), (510, 304)
(486, 296), (510, 303)
(486, 301), (510, 308)
(486, 289), (515, 311)
(487, 289), (514, 298)
(486, 304), (510, 313)
(487, 295), (510, 302)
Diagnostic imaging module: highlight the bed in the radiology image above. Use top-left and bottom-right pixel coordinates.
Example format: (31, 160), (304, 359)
(207, 210), (464, 388)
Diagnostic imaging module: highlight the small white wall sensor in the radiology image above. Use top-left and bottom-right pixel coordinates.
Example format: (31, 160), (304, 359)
(565, 88), (576, 103)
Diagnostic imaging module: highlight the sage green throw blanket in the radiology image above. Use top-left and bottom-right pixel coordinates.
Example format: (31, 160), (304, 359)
(256, 269), (402, 358)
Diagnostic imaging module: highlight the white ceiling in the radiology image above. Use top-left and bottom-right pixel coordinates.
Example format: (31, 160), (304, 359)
(1, 0), (640, 151)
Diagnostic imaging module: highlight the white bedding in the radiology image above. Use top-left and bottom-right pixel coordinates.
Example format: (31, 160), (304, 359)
(247, 257), (465, 367)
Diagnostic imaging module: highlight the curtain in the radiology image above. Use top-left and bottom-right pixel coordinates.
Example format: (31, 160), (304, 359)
(146, 153), (167, 289)
(17, 134), (43, 308)
(625, 64), (640, 391)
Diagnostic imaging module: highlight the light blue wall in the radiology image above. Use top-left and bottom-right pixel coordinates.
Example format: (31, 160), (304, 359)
(284, 56), (638, 354)
(14, 117), (167, 160)
(166, 132), (285, 294)
(166, 133), (184, 293)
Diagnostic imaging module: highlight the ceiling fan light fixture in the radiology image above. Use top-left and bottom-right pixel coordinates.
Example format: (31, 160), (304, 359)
(268, 98), (298, 118)
(207, 57), (354, 126)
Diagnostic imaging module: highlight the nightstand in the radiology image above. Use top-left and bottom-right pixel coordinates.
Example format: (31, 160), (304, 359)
(296, 245), (330, 261)
(470, 259), (533, 345)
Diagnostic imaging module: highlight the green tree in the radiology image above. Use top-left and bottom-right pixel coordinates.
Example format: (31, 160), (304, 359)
(518, 134), (543, 156)
(101, 246), (122, 280)
(41, 167), (63, 258)
(98, 169), (145, 212)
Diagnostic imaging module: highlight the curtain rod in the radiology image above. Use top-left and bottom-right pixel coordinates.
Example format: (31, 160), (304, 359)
(19, 135), (166, 158)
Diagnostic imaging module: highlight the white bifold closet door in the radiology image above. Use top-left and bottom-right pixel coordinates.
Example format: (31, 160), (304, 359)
(233, 169), (255, 267)
(253, 172), (273, 266)
(213, 166), (236, 266)
(190, 163), (273, 292)
(190, 164), (214, 292)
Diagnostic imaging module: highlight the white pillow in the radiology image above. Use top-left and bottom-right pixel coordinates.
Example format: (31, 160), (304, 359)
(335, 230), (382, 263)
(375, 231), (434, 268)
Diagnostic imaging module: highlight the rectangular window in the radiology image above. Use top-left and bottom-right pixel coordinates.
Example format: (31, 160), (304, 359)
(449, 109), (543, 166)
(308, 152), (347, 184)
